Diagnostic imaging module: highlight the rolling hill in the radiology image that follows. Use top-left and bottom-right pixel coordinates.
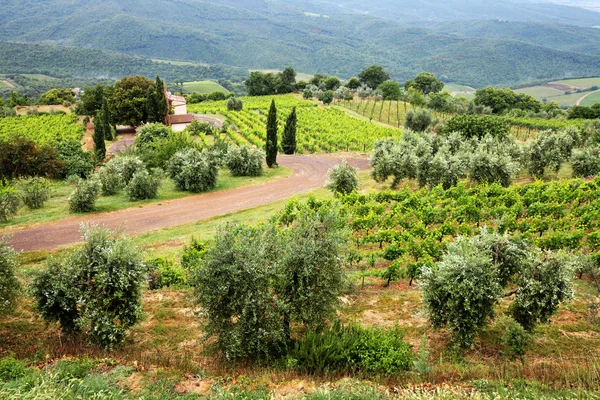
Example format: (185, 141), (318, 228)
(1, 0), (600, 87)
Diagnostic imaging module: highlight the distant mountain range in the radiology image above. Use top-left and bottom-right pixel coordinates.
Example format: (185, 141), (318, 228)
(1, 0), (600, 87)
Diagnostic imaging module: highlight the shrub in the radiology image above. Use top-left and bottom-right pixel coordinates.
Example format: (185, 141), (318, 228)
(147, 258), (187, 290)
(181, 238), (207, 271)
(125, 168), (162, 201)
(31, 226), (145, 348)
(226, 97), (244, 111)
(0, 358), (28, 381)
(443, 114), (510, 139)
(98, 163), (123, 196)
(292, 322), (412, 375)
(55, 140), (95, 178)
(187, 120), (216, 136)
(139, 131), (202, 170)
(225, 145), (264, 177)
(193, 203), (348, 361)
(404, 109), (433, 132)
(108, 155), (144, 185)
(572, 147), (600, 178)
(167, 148), (219, 193)
(0, 137), (63, 180)
(135, 123), (171, 149)
(0, 185), (20, 222)
(0, 239), (20, 316)
(500, 318), (531, 361)
(524, 129), (576, 179)
(326, 161), (359, 195)
(68, 177), (101, 213)
(17, 177), (51, 209)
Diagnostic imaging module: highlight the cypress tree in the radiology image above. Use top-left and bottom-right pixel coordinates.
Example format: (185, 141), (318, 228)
(93, 111), (106, 161)
(101, 98), (112, 140)
(145, 86), (157, 123)
(155, 76), (168, 124)
(265, 100), (278, 167)
(282, 106), (297, 155)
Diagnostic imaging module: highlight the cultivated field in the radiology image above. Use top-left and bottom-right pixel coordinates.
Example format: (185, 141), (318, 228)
(515, 77), (600, 106)
(182, 80), (228, 94)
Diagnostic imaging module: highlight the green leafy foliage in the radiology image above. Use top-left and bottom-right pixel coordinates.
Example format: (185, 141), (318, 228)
(226, 97), (244, 111)
(31, 226), (145, 348)
(107, 155), (144, 185)
(0, 358), (28, 382)
(225, 145), (264, 177)
(524, 129), (577, 179)
(167, 148), (219, 193)
(282, 107), (297, 155)
(404, 109), (432, 132)
(0, 239), (20, 316)
(444, 115), (510, 139)
(16, 177), (51, 209)
(266, 100), (278, 167)
(192, 203), (348, 361)
(326, 161), (359, 195)
(68, 177), (101, 213)
(147, 258), (187, 290)
(125, 168), (162, 201)
(135, 123), (171, 150)
(97, 162), (123, 196)
(292, 322), (412, 375)
(405, 73), (444, 95)
(572, 146), (600, 178)
(0, 184), (20, 222)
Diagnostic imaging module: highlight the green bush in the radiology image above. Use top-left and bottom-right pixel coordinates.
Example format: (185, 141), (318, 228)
(51, 358), (95, 381)
(125, 168), (162, 201)
(187, 120), (216, 136)
(444, 114), (510, 139)
(0, 184), (20, 222)
(404, 109), (433, 132)
(292, 322), (412, 375)
(17, 177), (51, 209)
(55, 140), (95, 178)
(138, 131), (202, 170)
(226, 97), (244, 111)
(0, 358), (28, 381)
(108, 155), (144, 185)
(225, 145), (264, 177)
(97, 163), (123, 196)
(31, 226), (146, 348)
(0, 239), (20, 316)
(500, 318), (531, 361)
(167, 148), (219, 193)
(326, 161), (359, 195)
(147, 258), (187, 290)
(572, 147), (600, 178)
(181, 238), (207, 271)
(68, 177), (101, 213)
(135, 123), (171, 149)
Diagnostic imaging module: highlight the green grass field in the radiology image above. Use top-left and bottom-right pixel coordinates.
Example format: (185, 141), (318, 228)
(151, 58), (203, 67)
(20, 74), (53, 80)
(444, 82), (475, 93)
(552, 77), (600, 89)
(579, 90), (600, 106)
(515, 86), (564, 99)
(182, 80), (228, 93)
(249, 69), (314, 82)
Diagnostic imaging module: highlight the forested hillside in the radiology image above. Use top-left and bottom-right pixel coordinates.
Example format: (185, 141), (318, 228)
(1, 0), (600, 87)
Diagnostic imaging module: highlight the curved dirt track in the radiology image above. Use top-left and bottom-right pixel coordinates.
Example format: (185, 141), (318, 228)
(6, 155), (370, 252)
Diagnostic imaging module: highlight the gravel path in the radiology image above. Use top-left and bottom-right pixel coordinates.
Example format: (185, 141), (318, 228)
(6, 155), (370, 252)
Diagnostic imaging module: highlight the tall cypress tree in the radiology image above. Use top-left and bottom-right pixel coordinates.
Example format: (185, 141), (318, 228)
(155, 76), (168, 124)
(145, 86), (157, 123)
(282, 106), (297, 155)
(101, 98), (112, 140)
(265, 100), (278, 167)
(93, 111), (106, 162)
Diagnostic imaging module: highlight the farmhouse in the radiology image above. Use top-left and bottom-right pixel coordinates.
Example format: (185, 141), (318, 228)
(166, 91), (196, 132)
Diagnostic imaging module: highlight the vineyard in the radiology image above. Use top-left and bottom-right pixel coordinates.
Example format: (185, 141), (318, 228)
(339, 177), (600, 283)
(188, 95), (401, 152)
(339, 99), (585, 140)
(0, 114), (83, 145)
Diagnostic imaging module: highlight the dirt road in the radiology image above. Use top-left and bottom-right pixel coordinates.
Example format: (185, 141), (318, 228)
(6, 155), (370, 252)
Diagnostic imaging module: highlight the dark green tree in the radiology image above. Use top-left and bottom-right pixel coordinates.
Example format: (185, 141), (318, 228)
(110, 76), (154, 126)
(346, 77), (361, 90)
(93, 111), (106, 161)
(282, 107), (297, 155)
(358, 65), (390, 89)
(405, 72), (444, 95)
(278, 67), (297, 93)
(378, 80), (402, 100)
(101, 97), (113, 140)
(266, 100), (278, 167)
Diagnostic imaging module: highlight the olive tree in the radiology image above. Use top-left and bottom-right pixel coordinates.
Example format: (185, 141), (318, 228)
(422, 230), (575, 350)
(524, 129), (576, 179)
(0, 238), (20, 316)
(405, 109), (433, 132)
(192, 202), (348, 361)
(31, 226), (146, 348)
(326, 161), (359, 195)
(167, 148), (219, 192)
(225, 145), (264, 177)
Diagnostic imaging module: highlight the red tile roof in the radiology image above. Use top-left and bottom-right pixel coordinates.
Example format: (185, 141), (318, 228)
(169, 114), (194, 124)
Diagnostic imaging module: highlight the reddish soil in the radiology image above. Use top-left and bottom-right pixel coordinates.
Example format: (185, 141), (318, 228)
(109, 134), (136, 154)
(192, 114), (223, 128)
(6, 155), (370, 252)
